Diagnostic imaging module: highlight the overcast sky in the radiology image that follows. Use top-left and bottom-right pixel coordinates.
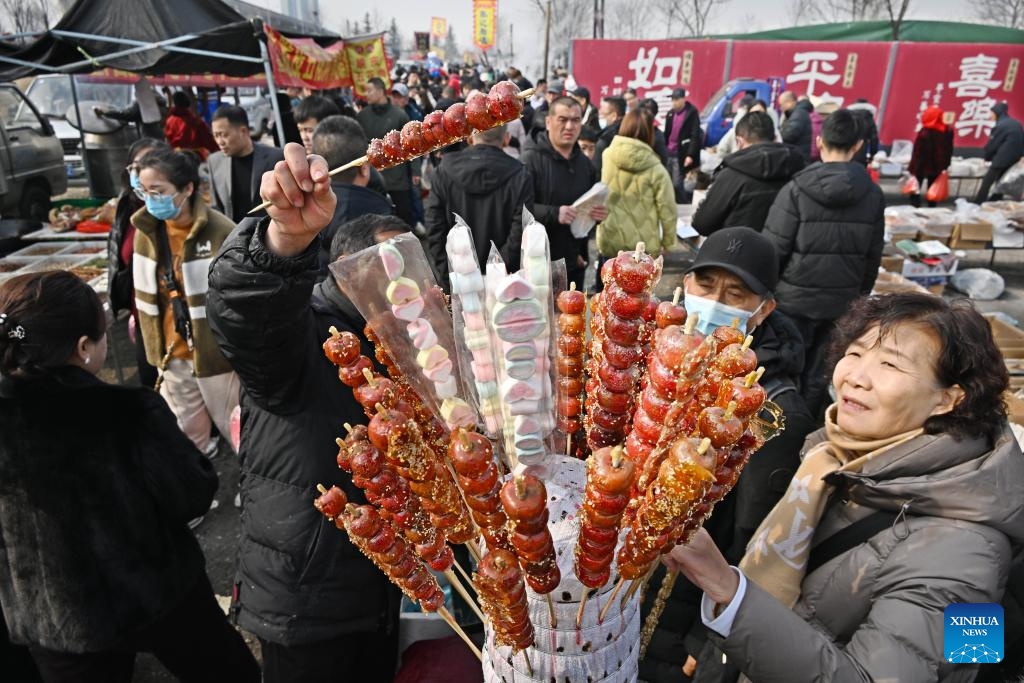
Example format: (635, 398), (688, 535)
(249, 0), (983, 78)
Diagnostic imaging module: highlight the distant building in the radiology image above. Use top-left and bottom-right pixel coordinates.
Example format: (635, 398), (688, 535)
(281, 0), (319, 24)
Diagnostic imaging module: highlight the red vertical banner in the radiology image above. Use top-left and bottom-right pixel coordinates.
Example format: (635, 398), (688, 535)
(473, 0), (497, 52)
(571, 39), (728, 124)
(881, 43), (1024, 147)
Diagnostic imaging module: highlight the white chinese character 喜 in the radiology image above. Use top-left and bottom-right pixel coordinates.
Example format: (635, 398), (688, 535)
(949, 54), (1002, 98)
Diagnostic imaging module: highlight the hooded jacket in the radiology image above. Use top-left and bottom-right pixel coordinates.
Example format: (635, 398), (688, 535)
(598, 135), (676, 257)
(0, 366), (216, 653)
(520, 127), (598, 276)
(692, 143), (805, 236)
(207, 219), (399, 646)
(712, 423), (1024, 682)
(763, 161), (884, 321)
(781, 101), (813, 162)
(424, 144), (533, 280)
(984, 107), (1024, 170)
(640, 311), (817, 683)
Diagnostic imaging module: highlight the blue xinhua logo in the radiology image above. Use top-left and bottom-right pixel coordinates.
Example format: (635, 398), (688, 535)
(944, 603), (1004, 664)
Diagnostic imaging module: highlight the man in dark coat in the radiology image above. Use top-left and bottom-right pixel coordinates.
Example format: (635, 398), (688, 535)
(520, 96), (608, 291)
(975, 102), (1024, 203)
(357, 77), (414, 225)
(424, 123), (534, 282)
(592, 95), (626, 175)
(779, 91), (812, 163)
(664, 87), (703, 197)
(207, 161), (408, 683)
(639, 227), (816, 683)
(692, 112), (804, 235)
(764, 109), (885, 420)
(312, 115), (394, 277)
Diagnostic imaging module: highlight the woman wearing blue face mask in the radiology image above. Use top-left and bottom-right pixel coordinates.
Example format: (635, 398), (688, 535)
(132, 148), (239, 465)
(108, 138), (169, 389)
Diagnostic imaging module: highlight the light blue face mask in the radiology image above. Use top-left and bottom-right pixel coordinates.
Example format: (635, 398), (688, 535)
(129, 171), (142, 190)
(145, 192), (182, 221)
(684, 292), (762, 337)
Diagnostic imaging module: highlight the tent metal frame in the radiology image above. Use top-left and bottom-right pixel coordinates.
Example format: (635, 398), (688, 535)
(0, 19), (287, 175)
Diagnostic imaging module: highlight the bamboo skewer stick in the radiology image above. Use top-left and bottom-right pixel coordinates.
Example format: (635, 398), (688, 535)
(453, 556), (475, 589)
(465, 538), (483, 564)
(444, 568), (486, 624)
(576, 588), (590, 629)
(249, 87), (536, 215)
(521, 650), (534, 677)
(437, 606), (482, 662)
(547, 592), (558, 629)
(599, 577), (625, 623)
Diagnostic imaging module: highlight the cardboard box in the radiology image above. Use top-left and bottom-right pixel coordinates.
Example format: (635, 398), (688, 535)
(950, 221), (993, 249)
(989, 317), (1024, 359)
(880, 254), (905, 273)
(1005, 392), (1024, 426)
(901, 254), (958, 279)
(890, 230), (920, 243)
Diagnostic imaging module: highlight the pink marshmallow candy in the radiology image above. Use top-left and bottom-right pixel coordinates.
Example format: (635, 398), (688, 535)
(379, 242), (404, 280)
(471, 360), (496, 382)
(424, 358), (453, 383)
(391, 297), (424, 321)
(406, 319), (438, 350)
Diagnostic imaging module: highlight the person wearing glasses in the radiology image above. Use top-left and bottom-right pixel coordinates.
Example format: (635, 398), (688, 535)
(108, 138), (170, 389)
(520, 96), (608, 291)
(131, 148), (239, 465)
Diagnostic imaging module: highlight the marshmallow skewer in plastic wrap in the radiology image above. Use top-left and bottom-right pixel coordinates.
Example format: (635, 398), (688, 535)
(445, 222), (502, 436)
(378, 242), (475, 429)
(486, 221), (553, 467)
(518, 212), (555, 435)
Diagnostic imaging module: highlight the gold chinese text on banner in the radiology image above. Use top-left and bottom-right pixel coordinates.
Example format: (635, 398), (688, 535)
(264, 25), (350, 90)
(344, 35), (391, 96)
(473, 0), (497, 51)
(431, 17), (448, 58)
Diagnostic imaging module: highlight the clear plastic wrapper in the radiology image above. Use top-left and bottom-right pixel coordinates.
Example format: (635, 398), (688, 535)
(483, 208), (556, 468)
(446, 215), (499, 436)
(331, 232), (476, 430)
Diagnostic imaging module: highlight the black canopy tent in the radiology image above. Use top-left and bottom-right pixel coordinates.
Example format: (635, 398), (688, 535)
(0, 0), (340, 185)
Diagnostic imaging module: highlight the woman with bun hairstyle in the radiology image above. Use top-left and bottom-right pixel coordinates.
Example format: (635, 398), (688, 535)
(0, 271), (259, 681)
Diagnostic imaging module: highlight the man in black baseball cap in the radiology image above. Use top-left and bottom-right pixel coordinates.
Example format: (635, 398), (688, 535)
(641, 225), (816, 680)
(682, 226), (779, 335)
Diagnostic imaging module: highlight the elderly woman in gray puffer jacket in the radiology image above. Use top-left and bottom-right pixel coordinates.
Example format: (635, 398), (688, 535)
(667, 292), (1024, 683)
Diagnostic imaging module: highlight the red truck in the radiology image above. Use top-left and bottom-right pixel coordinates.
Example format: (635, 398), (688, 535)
(571, 37), (1023, 152)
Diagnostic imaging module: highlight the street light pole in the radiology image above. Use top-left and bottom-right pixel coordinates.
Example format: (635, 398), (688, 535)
(543, 0), (551, 79)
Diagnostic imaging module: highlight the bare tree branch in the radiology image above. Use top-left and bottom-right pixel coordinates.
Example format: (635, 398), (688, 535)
(788, 0), (885, 24)
(0, 0), (50, 42)
(976, 0), (1024, 29)
(884, 0), (912, 39)
(531, 0), (591, 73)
(606, 0), (655, 39)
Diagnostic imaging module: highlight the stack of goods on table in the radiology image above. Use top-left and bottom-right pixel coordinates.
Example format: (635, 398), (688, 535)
(305, 82), (783, 683)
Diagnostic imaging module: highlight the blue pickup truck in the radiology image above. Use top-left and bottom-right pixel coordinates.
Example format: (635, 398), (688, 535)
(700, 77), (785, 147)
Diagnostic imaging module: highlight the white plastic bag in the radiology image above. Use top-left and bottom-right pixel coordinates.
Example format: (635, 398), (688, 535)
(949, 268), (1005, 300)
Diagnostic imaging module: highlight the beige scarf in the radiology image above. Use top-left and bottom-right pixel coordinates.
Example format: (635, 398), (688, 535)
(738, 405), (923, 608)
